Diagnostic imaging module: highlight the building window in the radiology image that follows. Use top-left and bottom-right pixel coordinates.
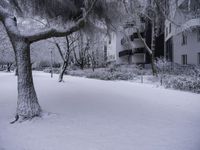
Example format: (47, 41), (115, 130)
(166, 27), (168, 37)
(121, 38), (126, 45)
(169, 23), (171, 33)
(109, 38), (111, 44)
(104, 45), (107, 61)
(182, 55), (187, 65)
(182, 33), (187, 45)
(198, 53), (200, 65)
(197, 29), (200, 42)
(130, 34), (134, 41)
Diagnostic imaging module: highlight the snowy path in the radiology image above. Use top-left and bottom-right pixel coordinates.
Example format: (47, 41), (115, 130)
(0, 71), (200, 150)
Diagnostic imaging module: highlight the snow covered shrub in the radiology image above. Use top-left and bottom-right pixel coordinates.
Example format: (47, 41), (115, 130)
(119, 64), (141, 75)
(155, 57), (174, 74)
(163, 75), (200, 94)
(170, 64), (200, 77)
(156, 57), (198, 75)
(155, 58), (200, 93)
(107, 63), (120, 72)
(34, 61), (50, 70)
(67, 69), (86, 77)
(43, 68), (60, 74)
(86, 70), (135, 80)
(66, 64), (152, 81)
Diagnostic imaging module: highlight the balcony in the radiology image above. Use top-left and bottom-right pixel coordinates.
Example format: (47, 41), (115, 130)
(119, 50), (132, 57)
(121, 32), (145, 46)
(134, 48), (145, 54)
(119, 48), (145, 57)
(130, 33), (145, 41)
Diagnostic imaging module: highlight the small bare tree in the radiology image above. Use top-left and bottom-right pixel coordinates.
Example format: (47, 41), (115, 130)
(58, 34), (79, 82)
(0, 24), (14, 72)
(73, 33), (90, 70)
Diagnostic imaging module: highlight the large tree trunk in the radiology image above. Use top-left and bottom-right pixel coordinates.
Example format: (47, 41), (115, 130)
(137, 29), (157, 76)
(15, 40), (41, 118)
(14, 51), (18, 76)
(3, 17), (41, 120)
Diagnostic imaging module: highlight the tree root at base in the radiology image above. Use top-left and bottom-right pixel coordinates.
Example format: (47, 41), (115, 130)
(10, 113), (41, 124)
(10, 114), (19, 124)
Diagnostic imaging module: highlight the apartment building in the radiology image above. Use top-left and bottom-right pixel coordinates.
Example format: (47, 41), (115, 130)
(106, 0), (165, 65)
(165, 0), (200, 65)
(106, 21), (149, 65)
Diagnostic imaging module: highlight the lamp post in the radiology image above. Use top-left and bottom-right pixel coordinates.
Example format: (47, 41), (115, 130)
(50, 50), (53, 78)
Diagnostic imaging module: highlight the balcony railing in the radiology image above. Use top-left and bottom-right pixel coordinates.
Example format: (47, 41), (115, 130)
(121, 32), (145, 45)
(119, 48), (145, 57)
(119, 50), (132, 57)
(134, 48), (145, 53)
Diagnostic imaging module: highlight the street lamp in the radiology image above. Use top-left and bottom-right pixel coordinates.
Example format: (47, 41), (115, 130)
(50, 50), (53, 78)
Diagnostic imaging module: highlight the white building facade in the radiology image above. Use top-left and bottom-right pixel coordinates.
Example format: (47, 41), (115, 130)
(106, 25), (146, 64)
(165, 0), (200, 65)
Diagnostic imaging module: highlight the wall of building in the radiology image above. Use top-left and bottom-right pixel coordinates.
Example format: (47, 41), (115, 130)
(115, 31), (126, 64)
(165, 0), (200, 65)
(107, 32), (117, 62)
(173, 30), (200, 65)
(117, 29), (146, 64)
(106, 28), (149, 65)
(132, 54), (146, 64)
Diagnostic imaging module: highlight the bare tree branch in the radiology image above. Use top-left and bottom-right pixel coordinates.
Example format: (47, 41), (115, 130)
(0, 5), (11, 20)
(24, 0), (98, 43)
(153, 0), (181, 27)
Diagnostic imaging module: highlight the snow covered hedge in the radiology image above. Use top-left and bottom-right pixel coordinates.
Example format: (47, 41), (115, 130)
(67, 64), (151, 81)
(163, 75), (200, 94)
(42, 60), (200, 94)
(68, 68), (136, 81)
(156, 58), (200, 76)
(156, 58), (200, 93)
(87, 70), (136, 80)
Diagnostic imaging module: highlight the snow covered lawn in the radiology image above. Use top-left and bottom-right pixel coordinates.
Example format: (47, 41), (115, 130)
(0, 71), (200, 150)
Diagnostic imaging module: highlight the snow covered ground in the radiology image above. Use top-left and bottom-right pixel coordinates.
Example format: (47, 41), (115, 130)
(0, 71), (200, 150)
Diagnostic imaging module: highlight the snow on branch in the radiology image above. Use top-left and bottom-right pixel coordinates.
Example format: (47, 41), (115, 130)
(24, 0), (98, 43)
(25, 20), (84, 43)
(0, 5), (11, 20)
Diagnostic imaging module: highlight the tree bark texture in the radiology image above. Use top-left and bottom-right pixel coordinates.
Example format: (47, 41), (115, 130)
(0, 0), (97, 120)
(151, 21), (158, 76)
(59, 62), (68, 82)
(3, 17), (41, 119)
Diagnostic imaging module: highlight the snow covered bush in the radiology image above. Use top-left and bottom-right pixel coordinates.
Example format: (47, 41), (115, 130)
(40, 60), (200, 94)
(87, 70), (135, 80)
(163, 75), (200, 94)
(155, 58), (172, 73)
(67, 67), (136, 81)
(155, 58), (200, 93)
(156, 58), (200, 77)
(43, 68), (60, 74)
